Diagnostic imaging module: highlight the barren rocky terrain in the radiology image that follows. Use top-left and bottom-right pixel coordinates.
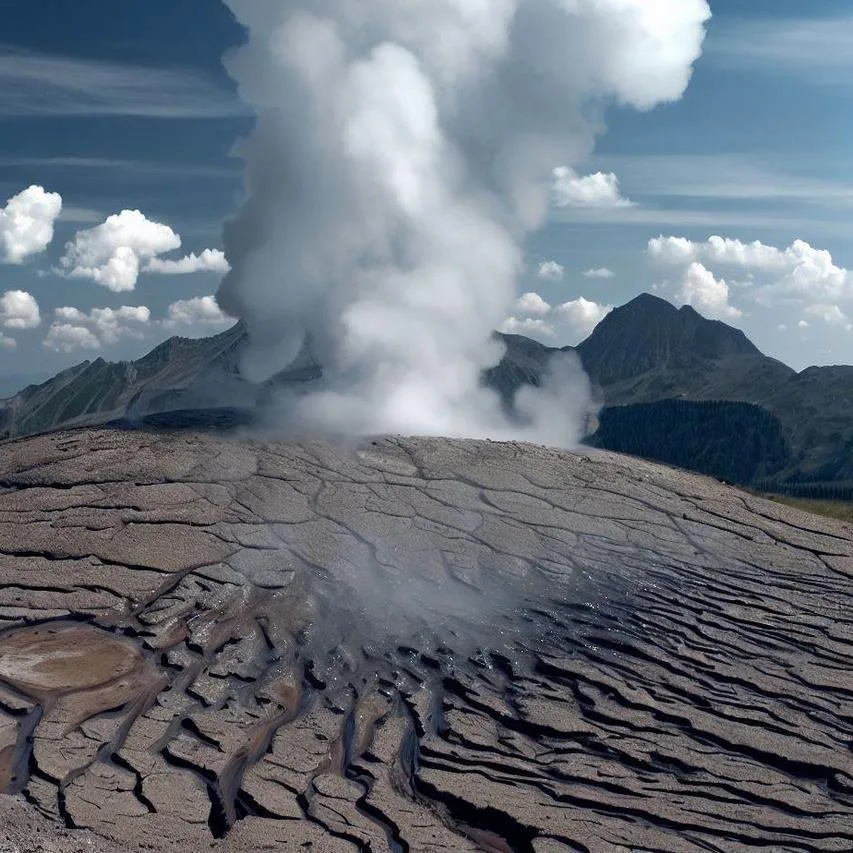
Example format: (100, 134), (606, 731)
(0, 427), (851, 851)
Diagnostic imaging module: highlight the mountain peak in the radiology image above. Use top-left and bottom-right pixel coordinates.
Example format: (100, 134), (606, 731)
(577, 293), (761, 387)
(621, 292), (678, 314)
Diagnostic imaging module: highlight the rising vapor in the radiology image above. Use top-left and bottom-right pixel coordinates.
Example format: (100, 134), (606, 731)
(217, 0), (711, 444)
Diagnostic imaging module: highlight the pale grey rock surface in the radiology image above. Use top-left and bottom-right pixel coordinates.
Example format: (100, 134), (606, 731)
(0, 428), (850, 852)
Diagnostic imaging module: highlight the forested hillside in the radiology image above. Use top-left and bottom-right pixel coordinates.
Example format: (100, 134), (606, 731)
(590, 399), (790, 485)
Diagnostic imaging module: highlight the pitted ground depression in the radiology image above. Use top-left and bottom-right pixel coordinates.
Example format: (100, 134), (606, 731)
(0, 428), (851, 852)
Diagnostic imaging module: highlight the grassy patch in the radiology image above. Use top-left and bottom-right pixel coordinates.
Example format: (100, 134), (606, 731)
(767, 495), (853, 524)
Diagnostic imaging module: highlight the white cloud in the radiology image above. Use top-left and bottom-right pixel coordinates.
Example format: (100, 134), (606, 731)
(551, 167), (633, 209)
(536, 260), (564, 281)
(802, 303), (849, 327)
(582, 267), (614, 279)
(59, 210), (231, 291)
(501, 316), (557, 338)
(60, 210), (181, 292)
(702, 236), (790, 270)
(163, 295), (232, 328)
(648, 235), (851, 302)
(514, 292), (551, 317)
(502, 293), (611, 344)
(798, 320), (810, 329)
(146, 248), (230, 276)
(48, 304), (151, 350)
(0, 334), (16, 349)
(0, 185), (62, 264)
(554, 297), (613, 336)
(0, 290), (41, 329)
(647, 235), (700, 265)
(0, 47), (247, 118)
(675, 262), (741, 320)
(43, 324), (101, 353)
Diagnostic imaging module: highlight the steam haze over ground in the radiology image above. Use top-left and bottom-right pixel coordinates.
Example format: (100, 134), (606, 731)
(216, 0), (711, 443)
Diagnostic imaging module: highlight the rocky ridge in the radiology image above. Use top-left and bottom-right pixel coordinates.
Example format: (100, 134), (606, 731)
(0, 428), (851, 851)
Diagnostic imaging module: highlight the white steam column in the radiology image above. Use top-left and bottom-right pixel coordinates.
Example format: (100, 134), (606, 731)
(217, 0), (711, 443)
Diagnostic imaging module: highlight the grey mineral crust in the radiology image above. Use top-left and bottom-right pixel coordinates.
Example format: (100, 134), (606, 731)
(0, 428), (851, 852)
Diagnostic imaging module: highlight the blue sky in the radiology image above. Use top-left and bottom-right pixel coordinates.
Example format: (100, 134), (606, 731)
(0, 0), (851, 388)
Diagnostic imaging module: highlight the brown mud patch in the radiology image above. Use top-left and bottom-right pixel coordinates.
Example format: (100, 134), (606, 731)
(0, 621), (164, 796)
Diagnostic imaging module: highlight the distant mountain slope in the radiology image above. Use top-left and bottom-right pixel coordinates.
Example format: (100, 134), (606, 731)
(576, 294), (796, 403)
(484, 332), (559, 405)
(575, 295), (853, 487)
(3, 292), (853, 491)
(0, 373), (50, 398)
(577, 293), (763, 383)
(0, 325), (554, 441)
(0, 324), (250, 440)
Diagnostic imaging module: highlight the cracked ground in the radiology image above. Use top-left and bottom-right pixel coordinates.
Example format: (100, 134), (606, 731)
(0, 427), (851, 852)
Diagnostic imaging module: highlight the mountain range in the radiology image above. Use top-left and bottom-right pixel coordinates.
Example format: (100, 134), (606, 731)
(2, 292), (852, 494)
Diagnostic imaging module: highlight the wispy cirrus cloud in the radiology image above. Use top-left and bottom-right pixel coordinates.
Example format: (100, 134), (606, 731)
(591, 154), (853, 206)
(0, 156), (240, 178)
(707, 16), (853, 86)
(0, 46), (248, 118)
(551, 205), (830, 230)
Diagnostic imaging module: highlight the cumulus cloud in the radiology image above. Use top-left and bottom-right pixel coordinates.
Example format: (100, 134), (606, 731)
(514, 291), (551, 317)
(59, 210), (229, 291)
(163, 295), (232, 328)
(217, 0), (709, 442)
(43, 324), (101, 353)
(648, 235), (851, 301)
(0, 334), (16, 349)
(583, 267), (614, 279)
(60, 210), (181, 292)
(147, 249), (230, 276)
(45, 304), (150, 351)
(551, 167), (634, 209)
(647, 235), (700, 265)
(0, 289), (41, 329)
(502, 292), (611, 343)
(675, 262), (741, 320)
(554, 297), (613, 335)
(501, 316), (555, 338)
(536, 260), (564, 281)
(0, 185), (62, 264)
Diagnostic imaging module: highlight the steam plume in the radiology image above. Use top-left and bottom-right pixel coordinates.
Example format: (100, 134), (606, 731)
(218, 0), (710, 443)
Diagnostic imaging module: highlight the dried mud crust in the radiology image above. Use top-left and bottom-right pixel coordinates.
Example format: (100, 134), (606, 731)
(0, 428), (851, 853)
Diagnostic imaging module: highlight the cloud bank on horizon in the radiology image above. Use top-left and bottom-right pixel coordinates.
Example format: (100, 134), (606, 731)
(215, 0), (711, 443)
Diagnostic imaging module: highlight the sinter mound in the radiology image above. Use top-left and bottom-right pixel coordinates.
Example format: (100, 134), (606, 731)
(0, 428), (851, 852)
